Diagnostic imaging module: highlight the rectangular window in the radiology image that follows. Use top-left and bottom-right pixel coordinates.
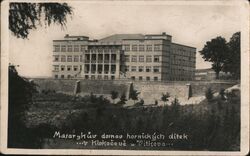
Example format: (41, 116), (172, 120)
(61, 65), (65, 71)
(54, 75), (58, 79)
(81, 45), (85, 51)
(74, 55), (79, 62)
(125, 55), (130, 62)
(139, 66), (144, 72)
(146, 45), (152, 51)
(98, 48), (103, 53)
(54, 55), (59, 62)
(61, 75), (64, 79)
(139, 45), (144, 51)
(132, 45), (138, 51)
(154, 44), (161, 51)
(131, 76), (135, 80)
(131, 55), (137, 62)
(153, 66), (160, 72)
(146, 56), (152, 62)
(67, 45), (72, 52)
(53, 65), (59, 71)
(67, 56), (72, 62)
(124, 45), (130, 51)
(146, 77), (150, 81)
(73, 65), (78, 71)
(67, 65), (71, 71)
(139, 76), (143, 80)
(146, 66), (151, 72)
(154, 55), (160, 62)
(74, 45), (79, 52)
(54, 45), (60, 52)
(80, 55), (83, 62)
(61, 55), (66, 62)
(154, 77), (158, 81)
(104, 75), (109, 80)
(131, 66), (136, 72)
(139, 55), (144, 62)
(61, 45), (66, 52)
(125, 66), (129, 72)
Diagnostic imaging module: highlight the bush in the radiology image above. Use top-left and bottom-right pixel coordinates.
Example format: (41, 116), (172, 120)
(219, 88), (226, 100)
(135, 99), (144, 107)
(205, 87), (213, 102)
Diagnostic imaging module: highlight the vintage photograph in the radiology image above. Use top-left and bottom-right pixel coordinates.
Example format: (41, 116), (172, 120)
(1, 0), (249, 155)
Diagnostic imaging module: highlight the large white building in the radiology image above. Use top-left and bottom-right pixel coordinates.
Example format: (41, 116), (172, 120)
(52, 32), (196, 81)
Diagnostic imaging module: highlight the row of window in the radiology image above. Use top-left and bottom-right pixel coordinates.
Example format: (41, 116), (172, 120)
(53, 55), (82, 62)
(54, 74), (77, 79)
(53, 45), (86, 52)
(53, 65), (81, 71)
(84, 75), (115, 80)
(125, 66), (160, 72)
(88, 48), (120, 53)
(123, 44), (162, 52)
(125, 55), (160, 62)
(172, 49), (195, 57)
(130, 76), (159, 81)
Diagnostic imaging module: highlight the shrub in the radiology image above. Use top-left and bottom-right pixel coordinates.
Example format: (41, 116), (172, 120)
(219, 88), (226, 100)
(110, 91), (119, 104)
(161, 92), (170, 105)
(205, 87), (213, 102)
(135, 99), (144, 107)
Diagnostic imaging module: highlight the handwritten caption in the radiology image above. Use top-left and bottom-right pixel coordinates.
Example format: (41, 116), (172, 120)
(53, 131), (188, 147)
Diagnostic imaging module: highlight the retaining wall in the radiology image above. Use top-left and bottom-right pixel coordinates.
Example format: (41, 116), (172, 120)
(32, 79), (238, 100)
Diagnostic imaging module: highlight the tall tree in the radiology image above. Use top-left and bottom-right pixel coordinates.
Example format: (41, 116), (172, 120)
(8, 2), (73, 148)
(9, 3), (73, 38)
(199, 37), (229, 79)
(223, 32), (241, 79)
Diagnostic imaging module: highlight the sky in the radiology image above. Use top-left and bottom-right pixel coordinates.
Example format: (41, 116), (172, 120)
(9, 1), (242, 77)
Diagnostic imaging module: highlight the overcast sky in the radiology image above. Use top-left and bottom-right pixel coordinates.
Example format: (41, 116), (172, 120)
(9, 1), (241, 77)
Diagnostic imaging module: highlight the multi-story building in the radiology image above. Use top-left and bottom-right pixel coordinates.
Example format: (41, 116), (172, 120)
(52, 32), (196, 81)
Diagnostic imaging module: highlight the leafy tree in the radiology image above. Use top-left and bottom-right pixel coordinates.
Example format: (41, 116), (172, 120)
(161, 92), (170, 105)
(223, 32), (241, 79)
(199, 37), (229, 79)
(9, 3), (73, 38)
(205, 87), (213, 102)
(110, 91), (119, 104)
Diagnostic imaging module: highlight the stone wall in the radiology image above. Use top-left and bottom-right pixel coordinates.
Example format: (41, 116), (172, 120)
(33, 79), (130, 96)
(32, 79), (238, 103)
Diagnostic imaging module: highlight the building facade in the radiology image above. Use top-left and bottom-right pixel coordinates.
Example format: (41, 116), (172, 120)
(52, 33), (196, 81)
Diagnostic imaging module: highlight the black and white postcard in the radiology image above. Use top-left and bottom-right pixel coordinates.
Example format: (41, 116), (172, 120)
(1, 0), (249, 155)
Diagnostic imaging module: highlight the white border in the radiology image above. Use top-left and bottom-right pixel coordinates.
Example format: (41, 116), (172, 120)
(1, 0), (249, 155)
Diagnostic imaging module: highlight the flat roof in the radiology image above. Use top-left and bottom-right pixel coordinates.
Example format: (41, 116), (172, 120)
(172, 42), (196, 49)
